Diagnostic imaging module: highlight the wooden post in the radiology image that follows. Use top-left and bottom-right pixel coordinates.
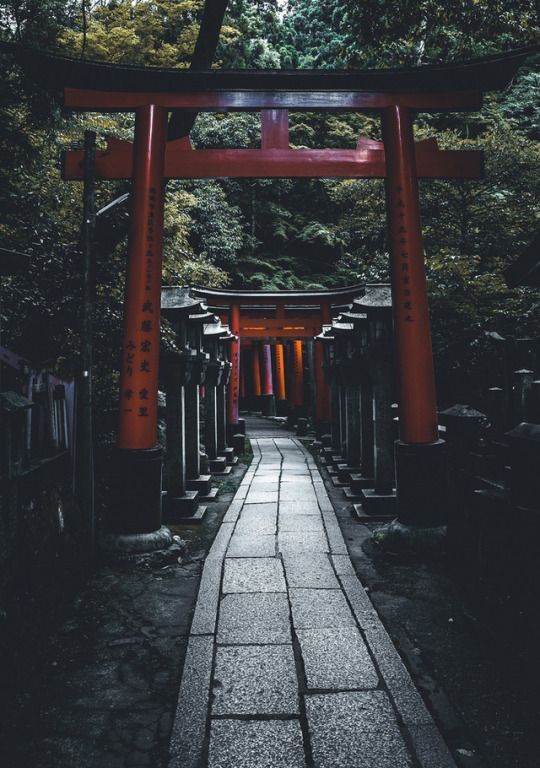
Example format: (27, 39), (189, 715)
(261, 343), (276, 416)
(204, 361), (220, 461)
(227, 302), (240, 428)
(165, 353), (186, 499)
(252, 345), (262, 398)
(315, 302), (331, 432)
(185, 382), (200, 481)
(382, 104), (446, 527)
(75, 129), (96, 552)
(292, 340), (304, 409)
(275, 343), (286, 401)
(113, 104), (168, 536)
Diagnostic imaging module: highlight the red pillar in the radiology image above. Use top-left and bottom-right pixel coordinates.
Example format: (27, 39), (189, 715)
(315, 301), (331, 429)
(382, 105), (438, 445)
(261, 343), (274, 396)
(252, 345), (262, 397)
(275, 344), (286, 401)
(240, 354), (246, 399)
(227, 302), (240, 427)
(292, 340), (304, 408)
(117, 104), (167, 450)
(113, 104), (169, 538)
(382, 104), (446, 528)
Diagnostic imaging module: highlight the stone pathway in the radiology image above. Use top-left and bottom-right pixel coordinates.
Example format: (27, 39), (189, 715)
(169, 434), (457, 768)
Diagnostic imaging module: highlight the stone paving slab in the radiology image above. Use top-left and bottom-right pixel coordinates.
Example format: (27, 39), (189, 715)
(280, 487), (318, 502)
(217, 592), (291, 645)
(278, 514), (326, 533)
(208, 720), (306, 768)
(170, 432), (458, 768)
(407, 724), (458, 768)
(289, 588), (356, 630)
(222, 557), (286, 593)
(235, 495), (278, 519)
(278, 530), (329, 555)
(169, 635), (214, 768)
(212, 644), (299, 715)
(207, 522), (235, 558)
(190, 556), (223, 636)
(297, 627), (379, 691)
(305, 691), (414, 768)
(362, 619), (433, 726)
(282, 553), (340, 589)
(278, 501), (321, 516)
(226, 533), (276, 558)
(234, 513), (277, 536)
(245, 490), (280, 504)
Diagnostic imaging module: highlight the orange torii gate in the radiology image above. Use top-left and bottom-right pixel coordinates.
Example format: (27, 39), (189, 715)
(191, 286), (359, 427)
(7, 44), (532, 542)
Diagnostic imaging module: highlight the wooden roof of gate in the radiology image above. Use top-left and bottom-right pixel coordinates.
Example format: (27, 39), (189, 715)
(1, 43), (535, 100)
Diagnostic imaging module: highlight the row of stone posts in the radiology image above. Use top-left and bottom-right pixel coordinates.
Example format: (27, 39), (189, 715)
(160, 287), (241, 524)
(316, 284), (397, 519)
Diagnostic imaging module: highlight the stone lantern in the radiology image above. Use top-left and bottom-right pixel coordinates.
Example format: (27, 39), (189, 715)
(160, 287), (207, 522)
(202, 319), (235, 475)
(352, 284), (396, 514)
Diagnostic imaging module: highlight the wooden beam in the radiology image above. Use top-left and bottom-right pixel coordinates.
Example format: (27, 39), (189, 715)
(63, 136), (483, 181)
(64, 87), (482, 112)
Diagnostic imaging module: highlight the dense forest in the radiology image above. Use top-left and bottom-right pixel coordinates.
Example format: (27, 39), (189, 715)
(0, 0), (538, 416)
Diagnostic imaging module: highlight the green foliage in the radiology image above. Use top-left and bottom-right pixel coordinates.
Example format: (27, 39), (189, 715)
(58, 0), (205, 66)
(0, 0), (538, 420)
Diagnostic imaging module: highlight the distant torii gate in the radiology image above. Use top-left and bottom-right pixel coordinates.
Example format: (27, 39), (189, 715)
(191, 286), (357, 428)
(11, 44), (529, 538)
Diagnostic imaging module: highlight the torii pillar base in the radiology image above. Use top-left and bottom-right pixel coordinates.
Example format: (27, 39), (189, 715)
(261, 393), (276, 417)
(395, 440), (447, 526)
(105, 446), (170, 552)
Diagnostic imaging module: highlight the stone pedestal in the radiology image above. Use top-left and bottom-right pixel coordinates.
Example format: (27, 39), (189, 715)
(205, 361), (231, 476)
(394, 439), (448, 527)
(163, 351), (204, 522)
(360, 376), (374, 479)
(330, 379), (341, 457)
(185, 355), (216, 501)
(345, 386), (361, 468)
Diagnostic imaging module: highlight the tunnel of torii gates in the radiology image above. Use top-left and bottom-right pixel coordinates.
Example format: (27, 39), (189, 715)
(190, 286), (360, 427)
(8, 43), (532, 543)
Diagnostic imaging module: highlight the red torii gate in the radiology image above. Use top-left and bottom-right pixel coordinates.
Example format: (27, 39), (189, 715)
(191, 286), (359, 428)
(8, 44), (531, 538)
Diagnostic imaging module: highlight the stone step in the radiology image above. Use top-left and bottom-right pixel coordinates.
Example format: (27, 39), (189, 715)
(219, 447), (236, 465)
(232, 433), (245, 455)
(162, 490), (200, 521)
(175, 505), (207, 524)
(352, 502), (395, 523)
(186, 474), (213, 496)
(331, 455), (345, 470)
(337, 464), (361, 483)
(200, 487), (219, 501)
(343, 487), (364, 502)
(210, 456), (232, 476)
(360, 488), (397, 516)
(350, 473), (375, 493)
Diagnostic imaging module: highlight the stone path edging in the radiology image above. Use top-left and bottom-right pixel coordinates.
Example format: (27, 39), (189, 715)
(168, 436), (457, 768)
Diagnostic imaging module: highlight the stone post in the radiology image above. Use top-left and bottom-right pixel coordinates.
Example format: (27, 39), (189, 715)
(163, 349), (200, 520)
(204, 360), (220, 462)
(358, 287), (395, 496)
